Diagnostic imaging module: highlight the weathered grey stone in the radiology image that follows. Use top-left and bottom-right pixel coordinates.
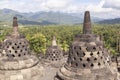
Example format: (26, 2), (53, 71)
(10, 75), (23, 80)
(41, 36), (67, 68)
(0, 17), (45, 80)
(55, 11), (117, 80)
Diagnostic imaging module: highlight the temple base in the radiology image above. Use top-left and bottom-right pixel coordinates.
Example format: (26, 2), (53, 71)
(0, 62), (45, 80)
(0, 55), (39, 70)
(55, 65), (117, 80)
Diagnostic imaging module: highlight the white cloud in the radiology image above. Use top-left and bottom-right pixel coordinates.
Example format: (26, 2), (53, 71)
(75, 0), (120, 19)
(37, 0), (75, 13)
(45, 0), (69, 8)
(85, 1), (112, 12)
(0, 0), (73, 12)
(103, 0), (120, 9)
(0, 0), (26, 11)
(0, 0), (119, 19)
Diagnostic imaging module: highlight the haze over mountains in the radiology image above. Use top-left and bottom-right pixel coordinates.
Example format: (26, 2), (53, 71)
(0, 8), (119, 25)
(98, 18), (120, 24)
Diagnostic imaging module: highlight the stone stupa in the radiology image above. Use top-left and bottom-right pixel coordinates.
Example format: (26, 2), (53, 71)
(42, 36), (66, 68)
(39, 36), (67, 80)
(54, 11), (117, 80)
(45, 36), (63, 61)
(0, 17), (44, 80)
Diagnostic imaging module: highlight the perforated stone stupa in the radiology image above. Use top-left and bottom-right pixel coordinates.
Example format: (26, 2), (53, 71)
(42, 36), (66, 68)
(45, 36), (63, 61)
(0, 17), (44, 80)
(38, 36), (66, 80)
(54, 11), (117, 80)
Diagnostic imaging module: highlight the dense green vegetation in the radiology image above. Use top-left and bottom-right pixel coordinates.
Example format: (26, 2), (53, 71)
(0, 24), (120, 55)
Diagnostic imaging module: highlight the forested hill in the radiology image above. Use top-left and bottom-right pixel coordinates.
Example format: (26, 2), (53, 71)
(98, 18), (120, 24)
(0, 8), (102, 25)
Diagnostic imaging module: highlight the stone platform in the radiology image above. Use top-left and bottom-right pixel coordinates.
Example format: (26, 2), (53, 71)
(0, 62), (44, 80)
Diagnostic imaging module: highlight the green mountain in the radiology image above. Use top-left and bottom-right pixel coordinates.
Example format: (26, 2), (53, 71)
(0, 8), (103, 25)
(98, 18), (120, 24)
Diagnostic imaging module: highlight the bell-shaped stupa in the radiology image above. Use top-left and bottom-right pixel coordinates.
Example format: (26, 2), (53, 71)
(0, 17), (44, 80)
(54, 11), (117, 80)
(44, 36), (63, 62)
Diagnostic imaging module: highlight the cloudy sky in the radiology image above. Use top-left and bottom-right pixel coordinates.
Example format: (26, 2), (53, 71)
(0, 0), (120, 19)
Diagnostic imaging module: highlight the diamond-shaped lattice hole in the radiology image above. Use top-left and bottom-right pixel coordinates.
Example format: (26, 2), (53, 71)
(90, 63), (94, 67)
(76, 63), (78, 67)
(94, 58), (97, 61)
(93, 47), (96, 50)
(83, 64), (86, 68)
(97, 52), (100, 55)
(15, 51), (17, 53)
(98, 62), (101, 66)
(12, 54), (15, 57)
(87, 58), (90, 62)
(18, 54), (21, 57)
(80, 58), (82, 61)
(90, 52), (93, 56)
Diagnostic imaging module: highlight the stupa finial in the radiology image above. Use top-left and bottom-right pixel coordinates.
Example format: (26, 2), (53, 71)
(52, 36), (57, 46)
(13, 17), (18, 33)
(83, 11), (92, 34)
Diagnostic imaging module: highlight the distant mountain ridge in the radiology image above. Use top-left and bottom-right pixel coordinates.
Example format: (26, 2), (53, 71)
(98, 18), (120, 24)
(0, 8), (103, 25)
